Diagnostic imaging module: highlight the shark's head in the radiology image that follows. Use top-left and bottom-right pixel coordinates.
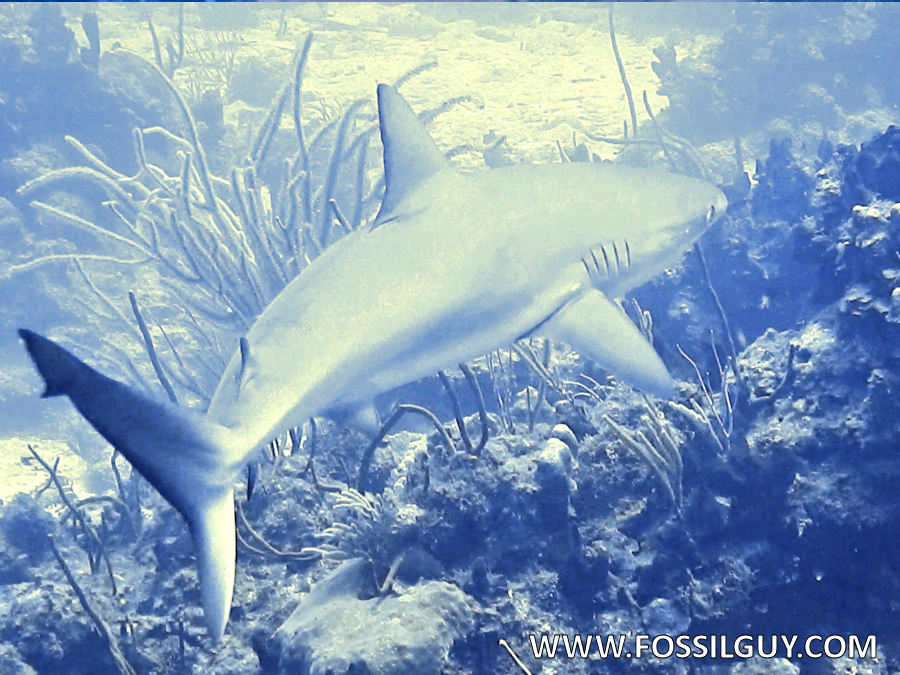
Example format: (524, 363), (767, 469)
(652, 173), (728, 245)
(595, 170), (728, 294)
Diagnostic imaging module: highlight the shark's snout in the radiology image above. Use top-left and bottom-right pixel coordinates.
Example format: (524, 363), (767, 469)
(688, 186), (728, 240)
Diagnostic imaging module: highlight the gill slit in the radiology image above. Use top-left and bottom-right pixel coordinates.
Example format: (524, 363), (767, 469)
(581, 238), (632, 287)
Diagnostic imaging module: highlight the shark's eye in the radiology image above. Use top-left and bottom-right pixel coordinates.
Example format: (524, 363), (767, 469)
(707, 204), (716, 223)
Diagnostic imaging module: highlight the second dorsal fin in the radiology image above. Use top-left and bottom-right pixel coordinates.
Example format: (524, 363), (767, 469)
(375, 84), (450, 223)
(236, 337), (251, 391)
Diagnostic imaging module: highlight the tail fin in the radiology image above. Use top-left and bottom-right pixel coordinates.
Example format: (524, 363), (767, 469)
(19, 329), (240, 641)
(191, 488), (236, 642)
(18, 328), (83, 398)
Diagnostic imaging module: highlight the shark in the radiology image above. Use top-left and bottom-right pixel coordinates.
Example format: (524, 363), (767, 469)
(18, 84), (726, 641)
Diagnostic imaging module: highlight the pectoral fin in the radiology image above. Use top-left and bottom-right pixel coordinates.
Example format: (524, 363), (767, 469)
(537, 291), (675, 397)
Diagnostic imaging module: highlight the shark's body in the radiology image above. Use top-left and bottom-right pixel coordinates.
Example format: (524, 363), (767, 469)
(19, 85), (726, 641)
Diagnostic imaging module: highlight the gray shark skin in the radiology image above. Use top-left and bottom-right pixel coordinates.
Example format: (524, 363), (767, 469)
(19, 84), (726, 641)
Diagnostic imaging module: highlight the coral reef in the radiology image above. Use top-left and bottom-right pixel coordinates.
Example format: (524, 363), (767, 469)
(650, 4), (900, 145)
(1, 4), (899, 674)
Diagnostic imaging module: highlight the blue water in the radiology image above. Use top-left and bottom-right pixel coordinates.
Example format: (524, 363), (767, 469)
(0, 3), (898, 673)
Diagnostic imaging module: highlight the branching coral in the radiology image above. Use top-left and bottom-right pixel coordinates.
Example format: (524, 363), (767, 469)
(603, 400), (684, 507)
(358, 372), (493, 494)
(28, 444), (122, 595)
(146, 4), (184, 79)
(12, 35), (454, 406)
(286, 487), (414, 591)
(48, 536), (138, 675)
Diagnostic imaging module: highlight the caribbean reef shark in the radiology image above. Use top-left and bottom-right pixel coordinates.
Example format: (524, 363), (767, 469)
(18, 84), (726, 641)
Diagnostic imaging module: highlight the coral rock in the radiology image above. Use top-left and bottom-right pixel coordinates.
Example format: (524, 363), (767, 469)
(270, 559), (474, 674)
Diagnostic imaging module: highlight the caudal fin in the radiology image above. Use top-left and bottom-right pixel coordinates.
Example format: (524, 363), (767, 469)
(18, 328), (84, 398)
(191, 488), (236, 641)
(19, 329), (241, 641)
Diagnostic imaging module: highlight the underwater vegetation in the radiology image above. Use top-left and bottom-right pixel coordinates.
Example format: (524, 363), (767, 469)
(1, 3), (899, 674)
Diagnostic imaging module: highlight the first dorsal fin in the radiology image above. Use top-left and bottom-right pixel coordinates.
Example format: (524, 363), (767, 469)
(375, 84), (450, 223)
